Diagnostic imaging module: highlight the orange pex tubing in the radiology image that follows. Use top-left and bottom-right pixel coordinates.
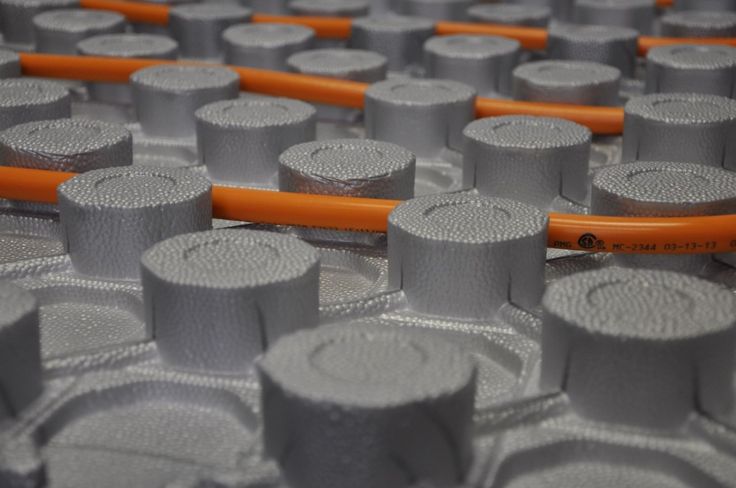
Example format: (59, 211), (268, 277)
(1, 167), (735, 255)
(18, 53), (624, 133)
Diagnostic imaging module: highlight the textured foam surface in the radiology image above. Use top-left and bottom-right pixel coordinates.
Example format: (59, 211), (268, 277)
(626, 92), (736, 124)
(546, 24), (638, 77)
(513, 60), (621, 105)
(0, 79), (70, 130)
(131, 65), (239, 92)
(574, 0), (655, 33)
(279, 138), (415, 199)
(467, 4), (551, 26)
(77, 33), (179, 58)
(0, 0), (79, 44)
(33, 8), (124, 32)
(0, 118), (132, 172)
(349, 15), (435, 70)
(0, 49), (19, 78)
(287, 48), (387, 81)
(646, 45), (736, 98)
(661, 10), (736, 37)
(289, 0), (369, 16)
(223, 23), (314, 69)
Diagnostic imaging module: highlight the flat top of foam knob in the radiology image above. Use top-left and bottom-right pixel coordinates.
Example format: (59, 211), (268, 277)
(0, 48), (18, 67)
(77, 33), (178, 57)
(0, 282), (36, 330)
(389, 193), (547, 244)
(259, 324), (475, 407)
(548, 23), (638, 42)
(351, 14), (435, 32)
(467, 4), (550, 21)
(130, 65), (239, 92)
(0, 79), (68, 108)
(513, 60), (621, 88)
(366, 78), (476, 106)
(647, 44), (736, 70)
(0, 0), (77, 7)
(287, 48), (387, 76)
(280, 139), (414, 180)
(141, 229), (319, 289)
(0, 118), (130, 158)
(625, 92), (736, 124)
(290, 0), (368, 15)
(464, 115), (591, 150)
(576, 0), (654, 8)
(662, 10), (736, 29)
(170, 2), (251, 20)
(57, 166), (210, 210)
(424, 35), (520, 59)
(32, 8), (124, 32)
(196, 97), (315, 129)
(222, 23), (314, 47)
(593, 161), (736, 205)
(543, 268), (736, 339)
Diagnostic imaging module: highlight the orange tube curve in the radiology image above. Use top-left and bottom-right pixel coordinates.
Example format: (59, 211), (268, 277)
(1, 167), (735, 255)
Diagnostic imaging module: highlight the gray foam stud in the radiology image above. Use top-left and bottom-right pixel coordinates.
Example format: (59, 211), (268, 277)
(0, 0), (77, 45)
(622, 93), (736, 169)
(0, 282), (42, 420)
(350, 15), (435, 72)
(467, 4), (551, 26)
(131, 65), (240, 138)
(169, 3), (251, 60)
(662, 10), (736, 37)
(289, 0), (369, 17)
(58, 166), (211, 279)
(196, 97), (316, 185)
(223, 23), (314, 71)
(141, 229), (320, 372)
(0, 49), (20, 78)
(388, 193), (548, 318)
(365, 78), (476, 158)
(512, 60), (621, 106)
(591, 161), (736, 273)
(463, 116), (591, 208)
(674, 0), (736, 10)
(423, 35), (520, 97)
(574, 0), (655, 34)
(279, 138), (416, 199)
(77, 33), (179, 105)
(506, 0), (574, 21)
(546, 24), (639, 78)
(258, 324), (476, 488)
(32, 8), (125, 55)
(0, 79), (70, 131)
(0, 118), (131, 172)
(541, 268), (736, 428)
(401, 0), (472, 21)
(646, 45), (736, 99)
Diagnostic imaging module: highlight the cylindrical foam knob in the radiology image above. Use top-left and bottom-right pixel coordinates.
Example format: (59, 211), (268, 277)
(0, 118), (131, 172)
(33, 8), (125, 54)
(507, 0), (575, 21)
(401, 0), (471, 20)
(467, 4), (551, 26)
(131, 65), (240, 138)
(463, 116), (591, 208)
(0, 49), (20, 78)
(541, 268), (736, 428)
(289, 0), (369, 17)
(365, 78), (476, 158)
(423, 35), (520, 97)
(674, 0), (736, 10)
(141, 229), (320, 372)
(58, 166), (211, 279)
(388, 193), (548, 318)
(279, 139), (415, 199)
(169, 3), (251, 60)
(591, 161), (736, 273)
(646, 45), (736, 99)
(0, 0), (77, 45)
(622, 93), (736, 169)
(258, 324), (476, 488)
(77, 33), (179, 105)
(223, 23), (314, 70)
(546, 24), (639, 78)
(0, 282), (41, 420)
(574, 0), (656, 34)
(349, 15), (435, 72)
(513, 60), (621, 106)
(287, 48), (388, 82)
(0, 79), (70, 131)
(196, 97), (316, 185)
(662, 10), (736, 37)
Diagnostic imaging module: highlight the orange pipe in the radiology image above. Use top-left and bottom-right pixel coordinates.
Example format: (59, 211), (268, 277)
(638, 36), (736, 55)
(80, 0), (169, 25)
(251, 13), (352, 38)
(656, 0), (673, 6)
(1, 167), (735, 254)
(18, 53), (624, 133)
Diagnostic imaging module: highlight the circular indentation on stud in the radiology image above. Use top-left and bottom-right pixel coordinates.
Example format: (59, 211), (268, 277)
(662, 10), (736, 37)
(628, 93), (736, 124)
(131, 65), (239, 91)
(287, 48), (387, 80)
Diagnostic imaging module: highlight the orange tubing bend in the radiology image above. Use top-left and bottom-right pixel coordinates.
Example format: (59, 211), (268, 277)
(2, 167), (736, 255)
(80, 0), (169, 25)
(18, 53), (623, 133)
